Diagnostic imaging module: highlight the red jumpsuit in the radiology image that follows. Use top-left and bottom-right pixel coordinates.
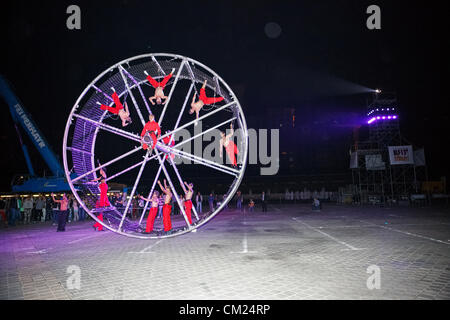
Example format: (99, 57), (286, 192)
(141, 120), (161, 150)
(184, 199), (193, 224)
(225, 141), (239, 166)
(199, 87), (224, 105)
(162, 135), (175, 159)
(146, 73), (173, 89)
(162, 203), (172, 231)
(145, 206), (158, 233)
(94, 182), (110, 231)
(100, 92), (124, 114)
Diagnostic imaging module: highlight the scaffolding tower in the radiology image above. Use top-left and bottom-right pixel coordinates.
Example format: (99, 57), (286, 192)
(350, 92), (428, 205)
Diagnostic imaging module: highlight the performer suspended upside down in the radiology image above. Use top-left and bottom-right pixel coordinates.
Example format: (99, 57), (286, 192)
(91, 167), (109, 231)
(180, 181), (194, 225)
(220, 123), (239, 167)
(157, 179), (173, 234)
(139, 191), (159, 234)
(141, 114), (161, 150)
(190, 80), (224, 124)
(97, 89), (132, 127)
(145, 68), (175, 105)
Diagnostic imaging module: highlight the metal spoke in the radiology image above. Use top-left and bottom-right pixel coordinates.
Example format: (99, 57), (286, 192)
(152, 56), (166, 76)
(158, 60), (185, 126)
(72, 114), (141, 143)
(72, 146), (142, 183)
(154, 150), (192, 228)
(118, 65), (146, 125)
(119, 66), (152, 116)
(163, 144), (240, 175)
(118, 152), (149, 231)
(92, 85), (114, 102)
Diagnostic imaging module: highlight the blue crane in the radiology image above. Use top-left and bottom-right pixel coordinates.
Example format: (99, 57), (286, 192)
(0, 74), (72, 192)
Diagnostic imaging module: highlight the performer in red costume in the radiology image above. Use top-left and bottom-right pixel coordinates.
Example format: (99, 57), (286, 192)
(141, 114), (161, 150)
(139, 191), (160, 233)
(190, 80), (224, 123)
(180, 181), (194, 224)
(162, 132), (175, 160)
(91, 168), (109, 231)
(220, 123), (239, 167)
(157, 179), (173, 234)
(145, 68), (175, 105)
(97, 89), (132, 127)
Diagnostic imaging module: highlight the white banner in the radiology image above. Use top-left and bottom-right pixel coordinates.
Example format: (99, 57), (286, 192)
(388, 145), (414, 165)
(365, 154), (385, 170)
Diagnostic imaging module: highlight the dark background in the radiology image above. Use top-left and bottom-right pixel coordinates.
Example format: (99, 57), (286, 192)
(1, 0), (449, 191)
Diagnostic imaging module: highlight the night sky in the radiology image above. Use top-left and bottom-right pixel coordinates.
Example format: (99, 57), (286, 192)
(1, 1), (449, 191)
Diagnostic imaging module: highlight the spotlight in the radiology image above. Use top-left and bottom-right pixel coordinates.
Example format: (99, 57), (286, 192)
(375, 89), (381, 93)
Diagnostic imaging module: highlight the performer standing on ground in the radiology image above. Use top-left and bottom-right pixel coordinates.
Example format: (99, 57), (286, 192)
(190, 80), (224, 123)
(97, 89), (132, 127)
(91, 168), (109, 231)
(145, 68), (175, 105)
(157, 179), (173, 234)
(141, 114), (161, 150)
(51, 193), (69, 232)
(180, 181), (194, 225)
(139, 191), (160, 233)
(220, 123), (239, 167)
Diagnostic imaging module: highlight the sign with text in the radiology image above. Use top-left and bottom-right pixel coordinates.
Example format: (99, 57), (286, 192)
(388, 145), (414, 165)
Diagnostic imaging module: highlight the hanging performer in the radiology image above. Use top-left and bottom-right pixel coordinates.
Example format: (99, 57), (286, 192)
(190, 80), (224, 124)
(91, 167), (109, 231)
(139, 191), (160, 233)
(97, 89), (132, 127)
(157, 179), (173, 234)
(180, 181), (194, 224)
(220, 122), (239, 167)
(145, 68), (175, 105)
(141, 114), (161, 150)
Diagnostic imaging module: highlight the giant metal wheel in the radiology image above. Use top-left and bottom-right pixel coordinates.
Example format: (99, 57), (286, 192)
(63, 53), (248, 239)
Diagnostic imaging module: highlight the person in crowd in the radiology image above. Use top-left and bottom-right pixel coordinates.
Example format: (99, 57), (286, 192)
(73, 199), (79, 221)
(23, 196), (33, 224)
(248, 199), (255, 212)
(261, 191), (267, 212)
(208, 193), (214, 212)
(195, 192), (203, 214)
(236, 191), (243, 211)
(51, 193), (68, 232)
(312, 197), (321, 211)
(8, 197), (18, 226)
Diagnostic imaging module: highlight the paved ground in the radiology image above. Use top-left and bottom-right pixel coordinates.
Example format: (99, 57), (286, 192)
(1, 203), (450, 300)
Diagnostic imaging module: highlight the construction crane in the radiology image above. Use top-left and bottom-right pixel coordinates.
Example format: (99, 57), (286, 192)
(0, 74), (72, 192)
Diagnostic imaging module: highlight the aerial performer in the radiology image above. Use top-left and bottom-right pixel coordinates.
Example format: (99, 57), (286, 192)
(139, 191), (160, 233)
(145, 68), (175, 105)
(180, 181), (194, 225)
(91, 167), (109, 231)
(220, 122), (239, 167)
(157, 179), (173, 234)
(141, 114), (161, 150)
(97, 88), (132, 127)
(190, 80), (224, 124)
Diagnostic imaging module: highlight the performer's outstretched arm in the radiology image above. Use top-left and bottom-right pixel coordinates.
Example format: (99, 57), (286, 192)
(149, 96), (156, 105)
(226, 123), (234, 139)
(139, 195), (152, 202)
(180, 181), (188, 194)
(219, 139), (224, 158)
(157, 180), (165, 193)
(184, 181), (193, 192)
